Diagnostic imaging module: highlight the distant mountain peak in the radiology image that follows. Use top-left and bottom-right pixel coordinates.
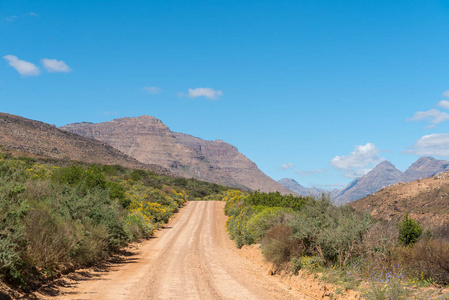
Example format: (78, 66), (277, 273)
(279, 178), (300, 184)
(376, 160), (394, 167)
(366, 160), (401, 175)
(334, 160), (403, 205)
(277, 178), (333, 197)
(335, 157), (449, 205)
(404, 156), (449, 182)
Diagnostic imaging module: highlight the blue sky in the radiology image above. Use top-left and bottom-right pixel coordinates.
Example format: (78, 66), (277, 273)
(2, 0), (449, 188)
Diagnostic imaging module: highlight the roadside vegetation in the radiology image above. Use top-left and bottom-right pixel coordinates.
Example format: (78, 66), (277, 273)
(0, 152), (227, 289)
(223, 190), (449, 299)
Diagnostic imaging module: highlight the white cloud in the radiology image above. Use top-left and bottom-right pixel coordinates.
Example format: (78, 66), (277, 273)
(405, 133), (449, 157)
(41, 58), (72, 73)
(343, 168), (373, 178)
(5, 15), (18, 22)
(331, 143), (384, 178)
(279, 163), (294, 170)
(3, 55), (40, 76)
(442, 90), (449, 98)
(184, 87), (223, 100)
(407, 92), (449, 128)
(410, 109), (449, 127)
(143, 86), (162, 94)
(26, 12), (38, 17)
(407, 109), (449, 128)
(294, 168), (327, 176)
(438, 100), (449, 110)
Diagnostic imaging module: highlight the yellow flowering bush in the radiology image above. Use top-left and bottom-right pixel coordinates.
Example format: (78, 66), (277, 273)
(122, 182), (187, 236)
(25, 163), (55, 180)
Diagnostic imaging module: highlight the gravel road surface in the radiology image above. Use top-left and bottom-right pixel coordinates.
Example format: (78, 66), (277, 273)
(46, 201), (312, 300)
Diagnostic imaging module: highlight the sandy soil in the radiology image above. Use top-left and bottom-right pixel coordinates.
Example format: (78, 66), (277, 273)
(37, 201), (312, 300)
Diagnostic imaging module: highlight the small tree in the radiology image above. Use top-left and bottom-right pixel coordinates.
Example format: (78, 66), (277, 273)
(398, 212), (423, 246)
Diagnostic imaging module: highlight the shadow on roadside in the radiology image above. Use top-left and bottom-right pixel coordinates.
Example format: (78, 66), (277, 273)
(32, 246), (143, 298)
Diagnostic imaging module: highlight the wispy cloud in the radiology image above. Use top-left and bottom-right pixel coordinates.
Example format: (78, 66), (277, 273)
(407, 108), (449, 128)
(143, 86), (162, 94)
(3, 55), (40, 76)
(331, 143), (384, 178)
(279, 163), (294, 170)
(179, 87), (223, 100)
(404, 133), (449, 157)
(294, 168), (327, 176)
(5, 12), (38, 22)
(5, 15), (18, 22)
(41, 58), (72, 73)
(442, 90), (449, 98)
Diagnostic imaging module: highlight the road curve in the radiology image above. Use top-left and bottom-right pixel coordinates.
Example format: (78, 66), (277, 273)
(48, 201), (312, 300)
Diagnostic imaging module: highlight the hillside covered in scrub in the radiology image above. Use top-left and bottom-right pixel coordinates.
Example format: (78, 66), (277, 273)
(350, 169), (449, 230)
(0, 113), (166, 172)
(223, 190), (449, 298)
(0, 152), (229, 290)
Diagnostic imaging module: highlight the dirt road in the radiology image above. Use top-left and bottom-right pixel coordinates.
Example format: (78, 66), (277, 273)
(44, 201), (312, 299)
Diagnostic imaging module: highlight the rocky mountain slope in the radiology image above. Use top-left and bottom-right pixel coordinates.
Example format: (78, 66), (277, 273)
(333, 157), (449, 205)
(0, 113), (159, 171)
(403, 156), (449, 181)
(334, 161), (404, 205)
(277, 178), (337, 197)
(349, 171), (449, 229)
(61, 116), (293, 193)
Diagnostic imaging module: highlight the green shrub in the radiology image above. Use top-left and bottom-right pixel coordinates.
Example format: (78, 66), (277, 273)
(288, 198), (372, 267)
(83, 166), (106, 190)
(398, 212), (423, 246)
(106, 181), (128, 207)
(130, 169), (146, 181)
(101, 164), (126, 176)
(291, 256), (323, 275)
(70, 221), (109, 266)
(246, 207), (294, 242)
(123, 212), (156, 239)
(246, 191), (310, 211)
(51, 165), (84, 185)
(51, 165), (106, 191)
(23, 206), (78, 273)
(226, 206), (257, 247)
(0, 177), (29, 284)
(223, 190), (248, 216)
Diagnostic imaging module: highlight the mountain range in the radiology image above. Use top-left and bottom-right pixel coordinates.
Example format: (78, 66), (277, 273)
(278, 157), (449, 205)
(336, 157), (449, 204)
(4, 112), (449, 200)
(60, 115), (293, 194)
